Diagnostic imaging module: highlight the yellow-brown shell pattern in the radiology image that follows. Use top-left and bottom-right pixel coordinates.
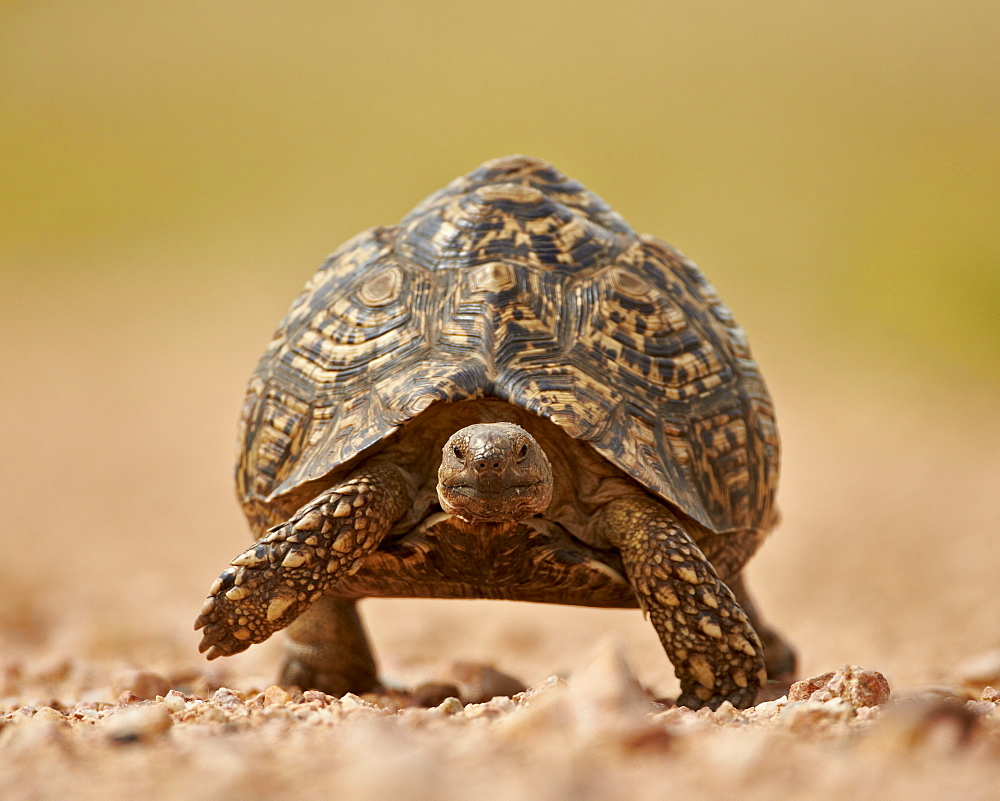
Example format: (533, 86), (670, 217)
(237, 156), (779, 537)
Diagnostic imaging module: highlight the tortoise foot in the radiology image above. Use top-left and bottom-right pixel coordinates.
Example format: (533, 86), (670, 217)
(677, 685), (759, 711)
(194, 540), (327, 658)
(195, 464), (410, 659)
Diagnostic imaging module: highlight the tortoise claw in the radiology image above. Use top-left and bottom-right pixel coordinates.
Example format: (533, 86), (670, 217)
(201, 644), (223, 661)
(193, 555), (323, 658)
(678, 685), (759, 711)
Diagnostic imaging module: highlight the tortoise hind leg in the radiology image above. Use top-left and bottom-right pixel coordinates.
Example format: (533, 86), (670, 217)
(279, 596), (379, 696)
(595, 495), (767, 710)
(726, 572), (797, 683)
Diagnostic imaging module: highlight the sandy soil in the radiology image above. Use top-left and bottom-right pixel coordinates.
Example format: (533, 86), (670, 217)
(1, 283), (999, 799)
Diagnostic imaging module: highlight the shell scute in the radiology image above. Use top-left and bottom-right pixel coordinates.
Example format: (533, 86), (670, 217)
(238, 156), (779, 536)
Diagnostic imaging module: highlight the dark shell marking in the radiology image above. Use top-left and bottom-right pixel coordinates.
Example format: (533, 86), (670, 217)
(237, 155), (779, 542)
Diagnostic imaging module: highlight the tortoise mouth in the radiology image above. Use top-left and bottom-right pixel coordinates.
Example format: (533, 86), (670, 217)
(437, 480), (552, 523)
(441, 483), (540, 496)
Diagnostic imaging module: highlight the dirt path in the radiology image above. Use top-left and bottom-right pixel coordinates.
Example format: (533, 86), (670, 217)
(1, 294), (998, 799)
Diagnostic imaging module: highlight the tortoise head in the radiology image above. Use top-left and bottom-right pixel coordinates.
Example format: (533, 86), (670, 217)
(437, 423), (553, 523)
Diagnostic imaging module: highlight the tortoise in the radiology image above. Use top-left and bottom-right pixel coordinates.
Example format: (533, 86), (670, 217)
(194, 155), (793, 710)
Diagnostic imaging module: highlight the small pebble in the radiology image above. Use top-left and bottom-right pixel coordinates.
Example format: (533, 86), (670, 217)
(713, 700), (739, 722)
(449, 662), (526, 704)
(789, 665), (890, 708)
(435, 697), (464, 715)
(263, 686), (290, 706)
(161, 690), (188, 713)
(213, 687), (247, 707)
(965, 700), (997, 717)
(187, 703), (228, 725)
(752, 697), (788, 717)
(411, 682), (463, 708)
(103, 704), (173, 742)
(33, 706), (65, 724)
(783, 698), (853, 732)
(302, 690), (334, 705)
(339, 693), (369, 710)
(461, 697), (515, 720)
(496, 678), (572, 741)
(112, 670), (171, 701)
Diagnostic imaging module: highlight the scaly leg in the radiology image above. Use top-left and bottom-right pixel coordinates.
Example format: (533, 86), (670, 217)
(195, 462), (410, 659)
(279, 596), (379, 695)
(596, 495), (767, 710)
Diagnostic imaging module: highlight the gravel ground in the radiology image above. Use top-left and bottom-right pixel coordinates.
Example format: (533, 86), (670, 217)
(2, 652), (1000, 801)
(2, 298), (998, 800)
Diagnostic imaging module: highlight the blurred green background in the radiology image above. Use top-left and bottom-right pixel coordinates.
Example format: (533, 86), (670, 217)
(0, 1), (997, 690)
(3, 0), (997, 379)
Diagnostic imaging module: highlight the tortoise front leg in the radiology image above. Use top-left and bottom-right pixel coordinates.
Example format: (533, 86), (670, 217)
(195, 462), (410, 659)
(595, 496), (767, 710)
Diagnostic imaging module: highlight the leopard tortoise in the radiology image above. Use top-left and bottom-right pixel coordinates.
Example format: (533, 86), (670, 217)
(195, 155), (793, 710)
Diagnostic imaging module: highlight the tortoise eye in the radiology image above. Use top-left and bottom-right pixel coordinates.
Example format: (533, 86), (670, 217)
(517, 443), (529, 459)
(452, 445), (465, 460)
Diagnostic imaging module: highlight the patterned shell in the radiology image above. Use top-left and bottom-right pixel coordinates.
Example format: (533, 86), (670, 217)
(237, 156), (779, 536)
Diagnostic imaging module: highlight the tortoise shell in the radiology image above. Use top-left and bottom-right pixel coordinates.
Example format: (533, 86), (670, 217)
(236, 156), (779, 539)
